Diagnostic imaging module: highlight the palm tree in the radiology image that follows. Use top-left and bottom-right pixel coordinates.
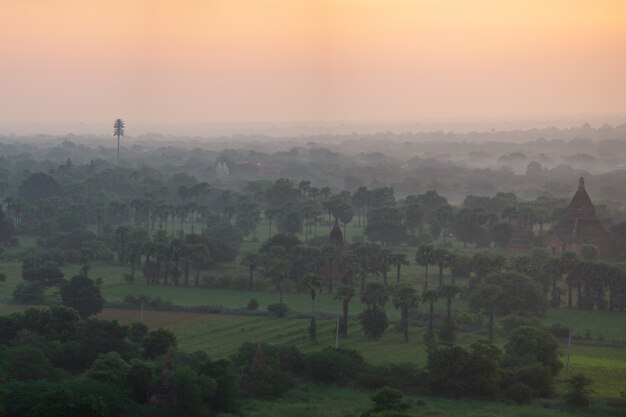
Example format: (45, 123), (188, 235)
(422, 289), (438, 339)
(470, 284), (501, 340)
(271, 258), (291, 303)
(438, 284), (460, 322)
(392, 253), (409, 283)
(113, 118), (125, 164)
(432, 248), (451, 287)
(415, 244), (436, 290)
(393, 285), (419, 342)
(335, 285), (355, 336)
(303, 274), (322, 315)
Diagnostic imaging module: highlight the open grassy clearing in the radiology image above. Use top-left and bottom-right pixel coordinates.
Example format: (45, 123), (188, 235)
(104, 308), (626, 402)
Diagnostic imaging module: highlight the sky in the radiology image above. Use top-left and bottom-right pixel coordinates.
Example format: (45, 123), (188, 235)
(1, 0), (625, 126)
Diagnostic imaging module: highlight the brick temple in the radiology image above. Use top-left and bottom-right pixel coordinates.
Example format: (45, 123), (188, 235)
(544, 177), (612, 257)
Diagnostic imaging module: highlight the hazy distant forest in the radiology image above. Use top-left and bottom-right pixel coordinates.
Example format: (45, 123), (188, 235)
(0, 124), (625, 417)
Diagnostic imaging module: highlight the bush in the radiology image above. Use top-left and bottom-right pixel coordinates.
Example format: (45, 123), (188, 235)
(304, 348), (365, 385)
(360, 363), (426, 393)
(277, 345), (304, 374)
(267, 303), (288, 318)
(13, 282), (45, 304)
(370, 387), (410, 413)
(247, 298), (259, 311)
(565, 374), (593, 407)
(500, 362), (554, 398)
(505, 382), (533, 404)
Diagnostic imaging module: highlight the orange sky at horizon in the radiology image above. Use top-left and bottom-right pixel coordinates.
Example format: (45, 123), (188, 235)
(1, 0), (625, 124)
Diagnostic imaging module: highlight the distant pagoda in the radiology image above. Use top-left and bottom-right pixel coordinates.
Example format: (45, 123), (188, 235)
(544, 177), (612, 257)
(507, 217), (531, 252)
(329, 218), (345, 247)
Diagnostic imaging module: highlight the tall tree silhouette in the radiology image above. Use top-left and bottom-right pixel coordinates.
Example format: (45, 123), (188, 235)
(113, 118), (125, 163)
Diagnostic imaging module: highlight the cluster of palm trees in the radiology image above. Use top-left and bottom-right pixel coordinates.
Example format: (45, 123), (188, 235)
(116, 227), (212, 287)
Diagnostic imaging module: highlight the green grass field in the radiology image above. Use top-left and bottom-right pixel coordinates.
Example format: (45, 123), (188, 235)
(1, 226), (625, 415)
(91, 308), (626, 403)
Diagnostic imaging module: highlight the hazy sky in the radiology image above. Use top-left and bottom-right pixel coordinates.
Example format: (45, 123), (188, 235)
(1, 0), (625, 125)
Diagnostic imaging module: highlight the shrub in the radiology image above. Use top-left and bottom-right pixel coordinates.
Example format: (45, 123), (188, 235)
(370, 387), (410, 414)
(247, 298), (259, 310)
(565, 374), (593, 407)
(500, 362), (554, 398)
(277, 345), (304, 374)
(267, 303), (288, 318)
(505, 382), (533, 404)
(304, 348), (365, 385)
(360, 363), (426, 393)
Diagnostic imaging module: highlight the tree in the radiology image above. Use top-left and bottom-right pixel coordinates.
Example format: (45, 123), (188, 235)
(60, 275), (105, 318)
(142, 328), (177, 358)
(18, 173), (62, 202)
(469, 284), (501, 340)
(86, 351), (131, 388)
(393, 285), (419, 342)
(438, 284), (460, 323)
(422, 289), (438, 340)
(335, 285), (355, 336)
(21, 260), (65, 287)
(361, 282), (389, 308)
(501, 326), (562, 398)
(426, 341), (501, 398)
(415, 244), (436, 290)
(469, 271), (545, 326)
(359, 305), (389, 339)
(113, 118), (125, 164)
(491, 221), (514, 248)
(391, 253), (408, 283)
(432, 247), (451, 287)
(241, 253), (260, 290)
(503, 326), (562, 375)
